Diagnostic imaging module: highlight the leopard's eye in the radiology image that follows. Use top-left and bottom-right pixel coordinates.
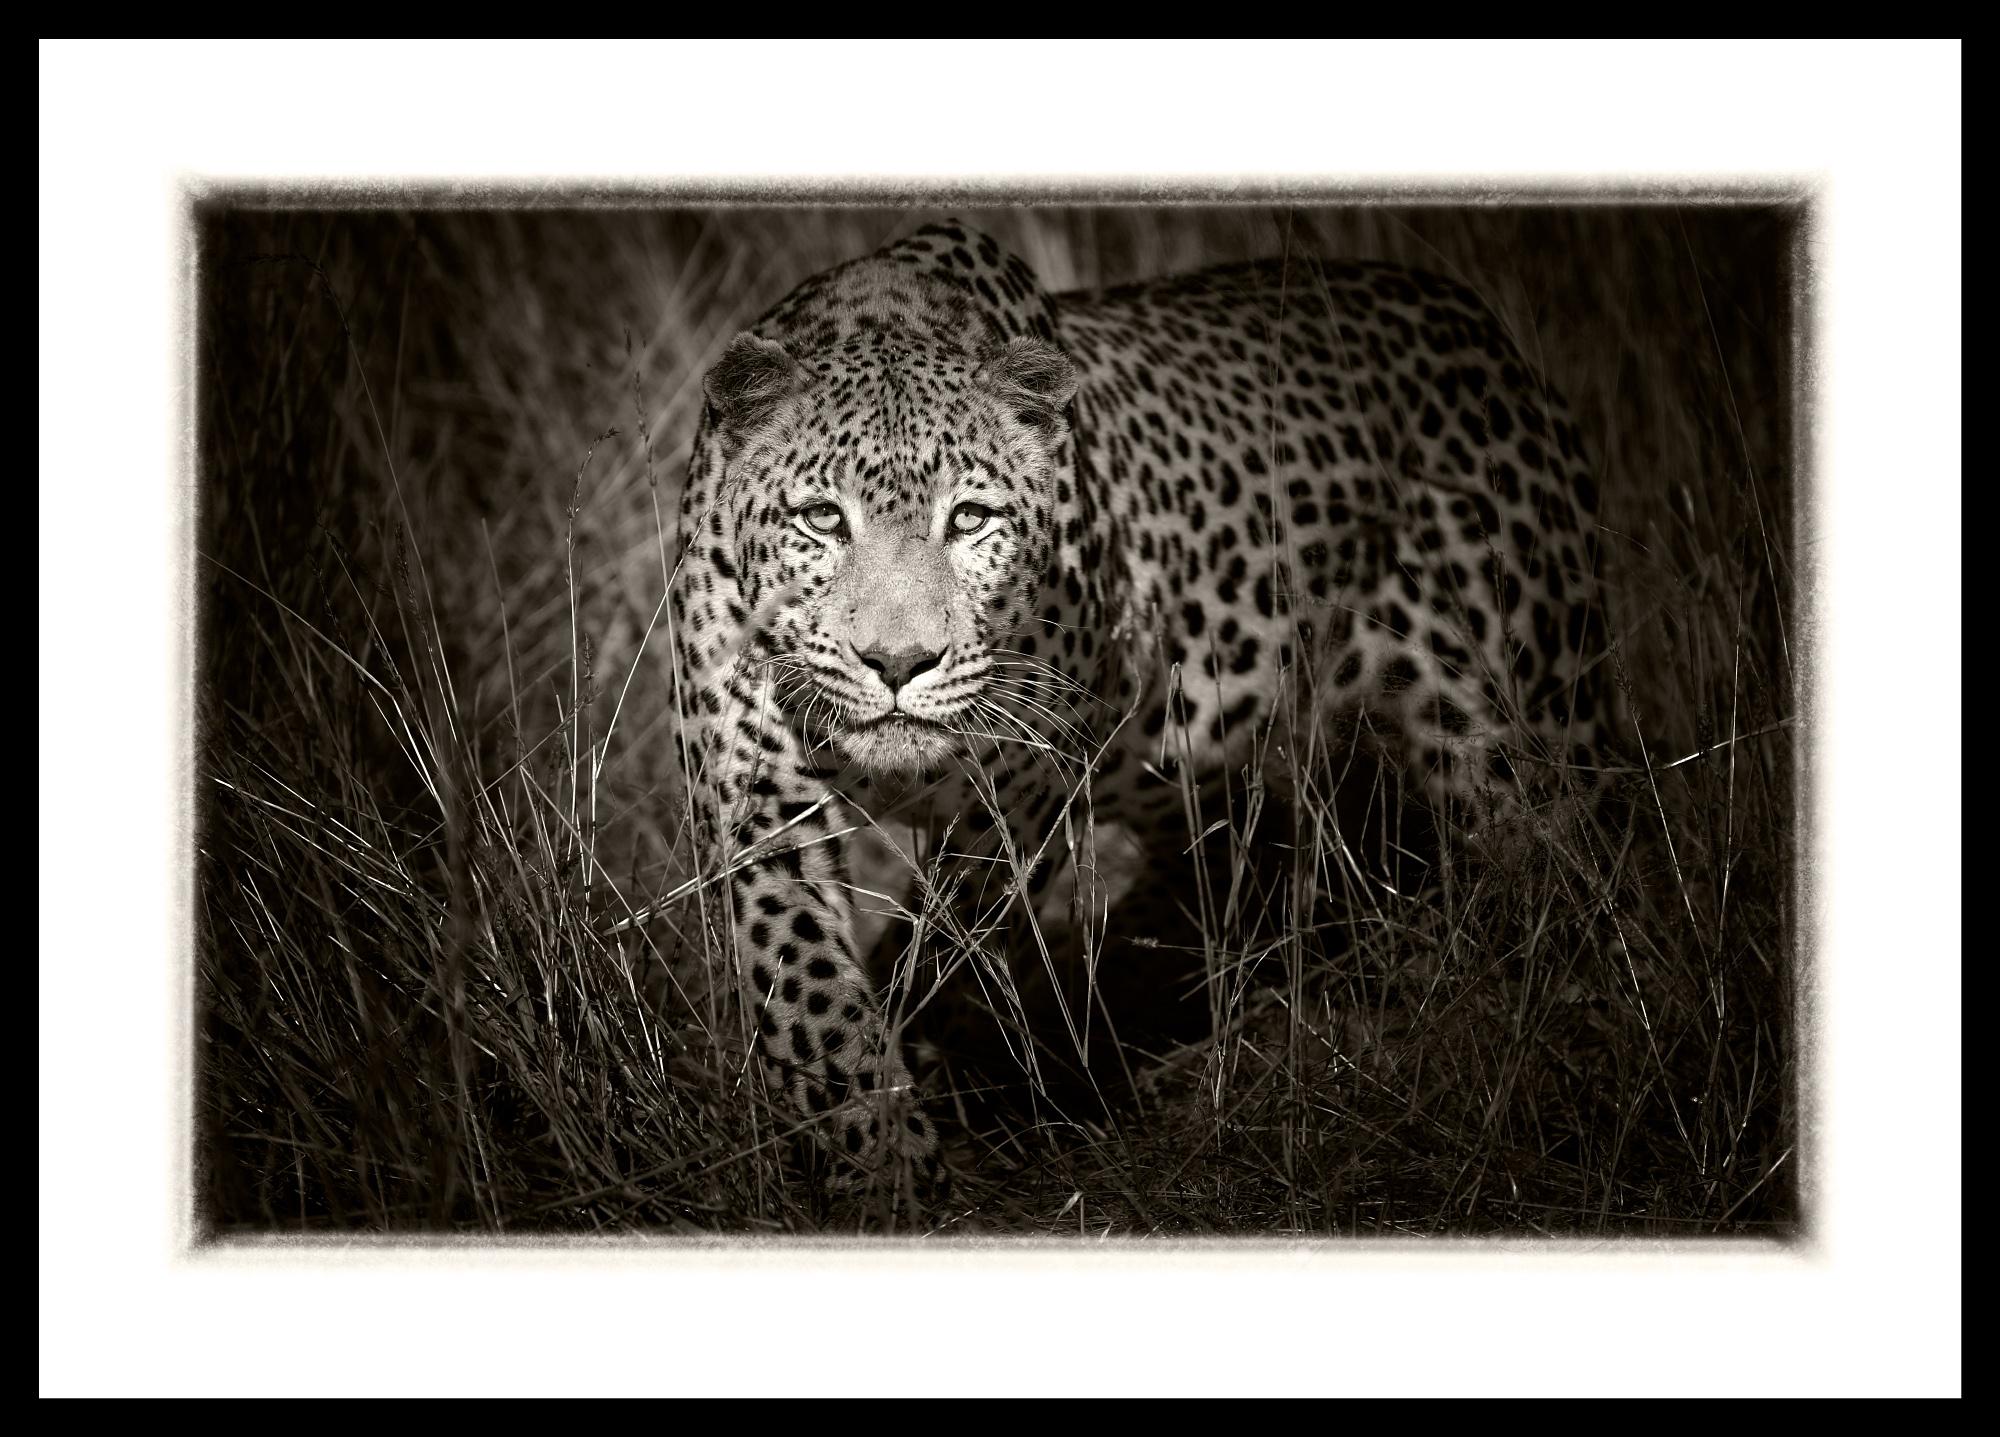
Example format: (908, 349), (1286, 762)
(950, 502), (998, 537)
(797, 502), (847, 537)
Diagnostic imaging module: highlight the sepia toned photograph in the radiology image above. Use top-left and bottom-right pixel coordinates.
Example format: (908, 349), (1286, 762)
(41, 39), (1960, 1399)
(193, 198), (1800, 1237)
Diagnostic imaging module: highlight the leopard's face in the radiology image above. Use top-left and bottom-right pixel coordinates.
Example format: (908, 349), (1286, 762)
(707, 331), (1078, 776)
(760, 411), (1055, 777)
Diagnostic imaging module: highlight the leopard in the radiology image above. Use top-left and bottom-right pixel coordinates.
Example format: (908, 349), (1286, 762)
(668, 219), (1616, 1203)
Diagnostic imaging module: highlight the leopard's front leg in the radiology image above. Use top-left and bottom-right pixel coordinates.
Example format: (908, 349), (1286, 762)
(724, 821), (940, 1193)
(672, 604), (941, 1192)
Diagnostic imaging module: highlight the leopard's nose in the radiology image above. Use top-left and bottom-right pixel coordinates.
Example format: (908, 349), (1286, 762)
(859, 644), (944, 694)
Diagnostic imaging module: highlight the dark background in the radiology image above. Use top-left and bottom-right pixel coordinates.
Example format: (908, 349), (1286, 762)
(194, 201), (1800, 1235)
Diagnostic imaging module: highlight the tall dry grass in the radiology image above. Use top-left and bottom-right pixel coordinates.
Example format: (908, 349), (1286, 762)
(194, 202), (1798, 1234)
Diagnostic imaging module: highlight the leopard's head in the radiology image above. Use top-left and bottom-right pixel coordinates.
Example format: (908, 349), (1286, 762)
(699, 318), (1079, 777)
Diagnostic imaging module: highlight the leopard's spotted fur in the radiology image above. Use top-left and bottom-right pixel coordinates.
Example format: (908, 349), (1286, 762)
(669, 221), (1614, 1196)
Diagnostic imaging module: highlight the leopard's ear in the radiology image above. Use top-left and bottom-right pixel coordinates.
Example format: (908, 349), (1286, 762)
(703, 333), (809, 452)
(975, 335), (1078, 438)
